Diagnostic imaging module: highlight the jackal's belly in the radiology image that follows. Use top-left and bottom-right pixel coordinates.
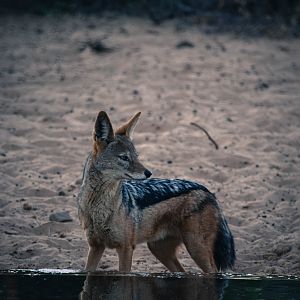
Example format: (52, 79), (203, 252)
(136, 228), (171, 244)
(92, 214), (174, 248)
(132, 211), (182, 245)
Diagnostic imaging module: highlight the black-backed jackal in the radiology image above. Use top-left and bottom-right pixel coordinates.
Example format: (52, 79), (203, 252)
(77, 111), (235, 273)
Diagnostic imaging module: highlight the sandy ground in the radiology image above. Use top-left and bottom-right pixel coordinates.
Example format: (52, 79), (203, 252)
(0, 15), (299, 275)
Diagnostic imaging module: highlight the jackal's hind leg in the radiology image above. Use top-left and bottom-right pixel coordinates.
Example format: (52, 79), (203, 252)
(182, 233), (217, 273)
(147, 238), (185, 272)
(85, 245), (105, 271)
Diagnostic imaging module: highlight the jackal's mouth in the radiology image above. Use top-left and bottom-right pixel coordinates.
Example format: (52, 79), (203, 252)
(124, 173), (145, 180)
(124, 173), (134, 179)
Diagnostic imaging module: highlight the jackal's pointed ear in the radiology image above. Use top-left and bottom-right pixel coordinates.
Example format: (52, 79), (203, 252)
(93, 111), (114, 144)
(115, 112), (141, 140)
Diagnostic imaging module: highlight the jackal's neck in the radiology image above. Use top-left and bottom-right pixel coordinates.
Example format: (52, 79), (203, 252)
(79, 157), (121, 207)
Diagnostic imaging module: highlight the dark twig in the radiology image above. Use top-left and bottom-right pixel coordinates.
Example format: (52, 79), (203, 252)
(190, 122), (219, 150)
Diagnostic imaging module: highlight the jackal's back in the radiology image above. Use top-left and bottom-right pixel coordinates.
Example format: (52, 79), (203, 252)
(122, 178), (211, 212)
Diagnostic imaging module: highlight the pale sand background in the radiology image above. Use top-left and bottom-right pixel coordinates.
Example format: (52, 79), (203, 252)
(0, 15), (299, 275)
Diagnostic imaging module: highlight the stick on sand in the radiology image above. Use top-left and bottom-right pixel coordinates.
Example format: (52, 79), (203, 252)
(190, 122), (219, 150)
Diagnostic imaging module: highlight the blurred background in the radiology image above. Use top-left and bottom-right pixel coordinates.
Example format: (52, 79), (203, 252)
(1, 0), (299, 25)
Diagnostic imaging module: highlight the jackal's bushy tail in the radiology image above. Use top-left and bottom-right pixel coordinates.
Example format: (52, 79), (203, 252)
(214, 215), (236, 271)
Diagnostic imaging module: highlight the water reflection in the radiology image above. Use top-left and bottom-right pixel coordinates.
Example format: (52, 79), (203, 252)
(80, 273), (228, 300)
(1, 270), (299, 300)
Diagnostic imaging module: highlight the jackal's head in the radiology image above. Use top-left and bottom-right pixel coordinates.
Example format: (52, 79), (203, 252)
(91, 111), (152, 180)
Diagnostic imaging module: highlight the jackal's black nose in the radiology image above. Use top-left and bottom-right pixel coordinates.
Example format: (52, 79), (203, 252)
(144, 169), (152, 178)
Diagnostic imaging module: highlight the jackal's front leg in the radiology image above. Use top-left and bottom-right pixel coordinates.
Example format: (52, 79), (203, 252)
(85, 245), (105, 271)
(117, 246), (134, 272)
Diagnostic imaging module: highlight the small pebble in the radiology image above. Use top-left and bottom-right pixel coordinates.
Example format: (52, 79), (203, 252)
(23, 203), (32, 211)
(58, 191), (66, 196)
(49, 211), (73, 223)
(176, 40), (194, 49)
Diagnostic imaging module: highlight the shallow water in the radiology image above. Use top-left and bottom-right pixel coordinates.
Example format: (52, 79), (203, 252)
(0, 269), (299, 300)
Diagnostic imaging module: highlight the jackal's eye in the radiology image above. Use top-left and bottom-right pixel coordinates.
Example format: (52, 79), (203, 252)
(118, 154), (130, 162)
